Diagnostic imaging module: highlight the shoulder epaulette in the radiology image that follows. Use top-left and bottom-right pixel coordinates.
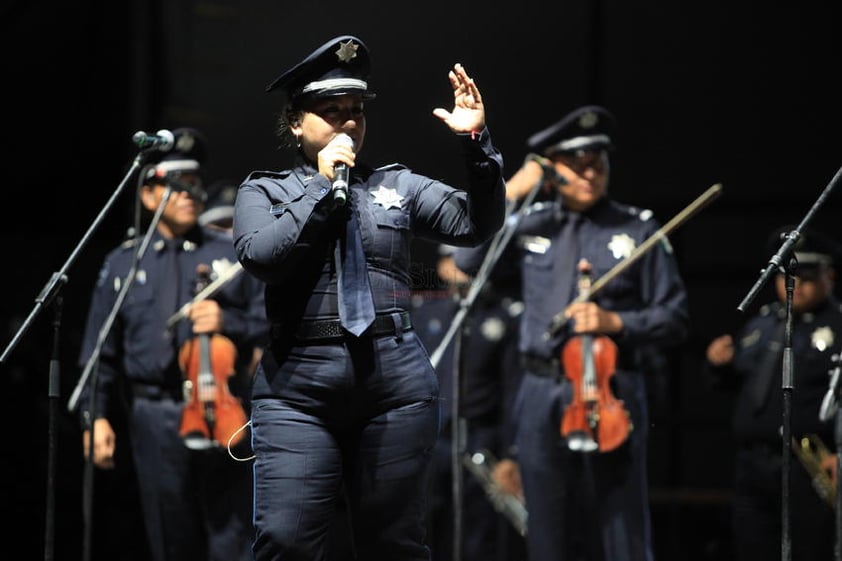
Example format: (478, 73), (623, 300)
(624, 205), (654, 222)
(375, 163), (408, 171)
(523, 201), (555, 216)
(245, 169), (290, 181)
(759, 302), (784, 317)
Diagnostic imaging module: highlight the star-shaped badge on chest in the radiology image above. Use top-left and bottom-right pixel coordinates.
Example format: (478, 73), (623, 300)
(371, 185), (404, 210)
(607, 233), (636, 259)
(812, 326), (835, 352)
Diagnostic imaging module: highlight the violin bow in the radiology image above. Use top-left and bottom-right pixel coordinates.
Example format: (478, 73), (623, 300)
(546, 182), (723, 337)
(166, 261), (244, 329)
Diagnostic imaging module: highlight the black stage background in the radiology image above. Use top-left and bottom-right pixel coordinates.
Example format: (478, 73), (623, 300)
(2, 1), (841, 559)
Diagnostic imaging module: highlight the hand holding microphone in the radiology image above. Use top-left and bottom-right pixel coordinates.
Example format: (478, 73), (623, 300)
(505, 153), (565, 202)
(330, 133), (355, 206)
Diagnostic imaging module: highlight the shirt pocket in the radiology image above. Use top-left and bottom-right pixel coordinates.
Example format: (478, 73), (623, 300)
(373, 211), (409, 231)
(369, 211), (410, 262)
(519, 236), (553, 270)
(523, 245), (555, 270)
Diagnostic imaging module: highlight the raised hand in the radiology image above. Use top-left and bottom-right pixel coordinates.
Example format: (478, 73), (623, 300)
(432, 63), (485, 134)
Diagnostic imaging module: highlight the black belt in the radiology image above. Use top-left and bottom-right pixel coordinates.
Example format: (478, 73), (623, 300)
(130, 382), (183, 401)
(271, 311), (412, 342)
(521, 354), (563, 381)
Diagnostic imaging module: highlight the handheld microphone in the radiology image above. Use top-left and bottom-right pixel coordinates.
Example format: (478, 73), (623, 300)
(132, 129), (176, 151)
(332, 133), (354, 206)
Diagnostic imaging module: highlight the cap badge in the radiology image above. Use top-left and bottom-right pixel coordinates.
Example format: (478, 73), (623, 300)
(608, 233), (636, 259)
(811, 326), (835, 352)
(175, 131), (196, 153)
(336, 40), (359, 63)
(371, 185), (403, 210)
(578, 111), (599, 130)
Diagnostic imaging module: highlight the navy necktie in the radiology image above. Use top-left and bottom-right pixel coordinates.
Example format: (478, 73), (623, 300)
(336, 192), (376, 336)
(158, 239), (181, 364)
(554, 211), (582, 307)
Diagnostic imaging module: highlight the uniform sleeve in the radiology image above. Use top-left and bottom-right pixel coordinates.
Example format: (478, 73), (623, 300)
(232, 174), (335, 284)
(613, 234), (689, 347)
(410, 128), (506, 247)
(76, 258), (122, 426)
(218, 268), (267, 348)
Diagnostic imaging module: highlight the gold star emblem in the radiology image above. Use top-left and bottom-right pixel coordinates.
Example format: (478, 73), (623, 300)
(371, 186), (404, 210)
(335, 40), (359, 63)
(607, 233), (636, 259)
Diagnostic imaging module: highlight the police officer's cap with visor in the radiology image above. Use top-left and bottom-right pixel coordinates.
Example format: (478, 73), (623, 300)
(265, 35), (377, 105)
(527, 105), (617, 157)
(141, 127), (208, 202)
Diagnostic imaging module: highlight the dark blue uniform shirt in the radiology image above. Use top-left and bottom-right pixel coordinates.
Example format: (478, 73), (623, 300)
(77, 227), (267, 420)
(458, 197), (689, 365)
(725, 298), (842, 446)
(233, 129), (505, 398)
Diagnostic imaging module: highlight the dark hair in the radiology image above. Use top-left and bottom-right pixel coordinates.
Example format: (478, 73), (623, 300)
(273, 96), (311, 148)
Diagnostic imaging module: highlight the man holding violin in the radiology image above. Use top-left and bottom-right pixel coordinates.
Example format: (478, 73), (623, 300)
(76, 127), (267, 561)
(454, 106), (689, 561)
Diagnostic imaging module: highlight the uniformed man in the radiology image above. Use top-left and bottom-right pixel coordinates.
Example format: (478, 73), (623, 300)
(455, 105), (690, 561)
(75, 127), (267, 561)
(705, 226), (842, 561)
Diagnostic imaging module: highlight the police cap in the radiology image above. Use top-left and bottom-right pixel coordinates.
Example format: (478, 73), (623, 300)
(265, 35), (376, 102)
(526, 105), (616, 156)
(143, 127), (208, 181)
(199, 179), (238, 228)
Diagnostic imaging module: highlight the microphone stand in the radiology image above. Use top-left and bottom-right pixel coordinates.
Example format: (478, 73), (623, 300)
(429, 177), (544, 561)
(736, 163), (842, 561)
(69, 185), (174, 561)
(0, 141), (161, 561)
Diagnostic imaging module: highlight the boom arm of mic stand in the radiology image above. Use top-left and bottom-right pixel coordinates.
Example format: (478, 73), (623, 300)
(738, 164), (842, 313)
(428, 178), (545, 369)
(67, 187), (175, 413)
(0, 154), (149, 365)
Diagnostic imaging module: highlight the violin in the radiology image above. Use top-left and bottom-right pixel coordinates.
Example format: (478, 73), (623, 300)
(177, 265), (248, 450)
(559, 260), (632, 452)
